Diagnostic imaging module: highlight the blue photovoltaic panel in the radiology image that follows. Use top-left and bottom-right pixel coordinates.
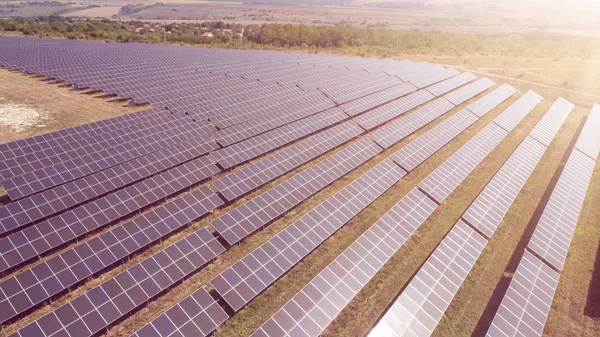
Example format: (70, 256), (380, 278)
(424, 72), (477, 97)
(210, 139), (382, 246)
(527, 97), (573, 147)
(574, 103), (600, 160)
(212, 121), (363, 201)
(210, 160), (405, 312)
(250, 188), (438, 337)
(9, 227), (226, 337)
(369, 98), (456, 149)
(443, 77), (495, 106)
(368, 221), (487, 337)
(486, 251), (560, 337)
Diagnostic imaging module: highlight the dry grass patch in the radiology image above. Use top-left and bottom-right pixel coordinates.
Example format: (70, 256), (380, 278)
(0, 68), (143, 145)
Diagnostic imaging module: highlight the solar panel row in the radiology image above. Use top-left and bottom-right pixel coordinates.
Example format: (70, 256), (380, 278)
(486, 251), (560, 337)
(0, 157), (219, 273)
(573, 104), (600, 160)
(213, 121), (364, 201)
(8, 227), (225, 337)
(0, 186), (223, 324)
(250, 189), (438, 337)
(338, 83), (418, 116)
(368, 97), (572, 337)
(211, 139), (382, 246)
(0, 137), (216, 235)
(248, 87), (530, 337)
(463, 137), (548, 238)
(418, 91), (543, 204)
(130, 288), (229, 337)
(2, 127), (216, 200)
(0, 117), (197, 183)
(444, 77), (496, 106)
(392, 84), (517, 172)
(409, 67), (460, 89)
(425, 72), (478, 97)
(210, 159), (406, 312)
(369, 98), (457, 149)
(211, 107), (347, 169)
(369, 221), (487, 337)
(527, 106), (600, 271)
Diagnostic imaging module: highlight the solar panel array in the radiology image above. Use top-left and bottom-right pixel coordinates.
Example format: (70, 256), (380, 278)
(248, 87), (527, 337)
(212, 121), (363, 201)
(392, 84), (517, 172)
(0, 186), (224, 323)
(1, 36), (596, 337)
(486, 251), (560, 337)
(368, 97), (572, 337)
(367, 78), (495, 149)
(0, 137), (216, 235)
(485, 104), (600, 337)
(0, 157), (219, 273)
(9, 227), (225, 337)
(419, 90), (543, 204)
(211, 159), (406, 312)
(369, 221), (487, 337)
(1, 37), (488, 336)
(211, 139), (382, 246)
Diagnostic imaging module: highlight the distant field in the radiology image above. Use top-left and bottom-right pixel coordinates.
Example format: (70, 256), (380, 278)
(61, 6), (121, 18)
(51, 0), (600, 37)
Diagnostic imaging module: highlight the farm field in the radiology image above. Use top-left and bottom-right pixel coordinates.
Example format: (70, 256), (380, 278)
(3, 1), (600, 36)
(0, 35), (598, 337)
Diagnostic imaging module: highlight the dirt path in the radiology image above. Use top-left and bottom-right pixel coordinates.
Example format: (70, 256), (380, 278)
(448, 65), (600, 100)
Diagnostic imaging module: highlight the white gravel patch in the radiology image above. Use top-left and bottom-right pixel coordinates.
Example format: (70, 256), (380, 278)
(0, 100), (51, 132)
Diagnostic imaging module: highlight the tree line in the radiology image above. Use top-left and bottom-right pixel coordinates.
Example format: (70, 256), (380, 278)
(0, 16), (598, 60)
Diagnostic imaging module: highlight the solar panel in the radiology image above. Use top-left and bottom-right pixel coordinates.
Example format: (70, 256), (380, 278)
(210, 94), (335, 146)
(574, 103), (600, 160)
(210, 139), (382, 246)
(443, 78), (495, 106)
(369, 95), (569, 337)
(392, 109), (479, 172)
(9, 227), (225, 337)
(462, 137), (548, 238)
(466, 84), (518, 117)
(338, 83), (418, 116)
(1, 129), (216, 200)
(0, 186), (223, 324)
(250, 188), (437, 337)
(0, 108), (190, 164)
(353, 90), (436, 130)
(210, 159), (405, 312)
(527, 149), (596, 271)
(0, 113), (192, 177)
(0, 157), (219, 273)
(409, 68), (460, 89)
(210, 107), (347, 169)
(369, 98), (456, 149)
(213, 121), (363, 201)
(418, 90), (544, 204)
(319, 72), (403, 104)
(130, 288), (229, 337)
(0, 137), (215, 235)
(367, 221), (487, 337)
(425, 72), (478, 97)
(528, 97), (574, 147)
(486, 251), (560, 337)
(493, 91), (544, 132)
